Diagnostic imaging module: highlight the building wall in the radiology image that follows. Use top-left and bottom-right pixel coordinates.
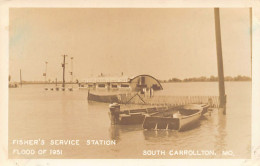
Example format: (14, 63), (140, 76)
(79, 75), (162, 91)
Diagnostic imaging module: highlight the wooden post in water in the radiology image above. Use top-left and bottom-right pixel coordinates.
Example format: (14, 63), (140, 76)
(250, 8), (252, 75)
(62, 55), (67, 88)
(45, 61), (48, 83)
(214, 8), (226, 114)
(20, 69), (22, 87)
(70, 57), (74, 83)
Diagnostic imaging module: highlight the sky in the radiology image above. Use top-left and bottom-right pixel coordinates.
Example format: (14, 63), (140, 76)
(9, 8), (251, 82)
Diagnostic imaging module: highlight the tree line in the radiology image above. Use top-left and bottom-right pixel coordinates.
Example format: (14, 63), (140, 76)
(160, 75), (251, 83)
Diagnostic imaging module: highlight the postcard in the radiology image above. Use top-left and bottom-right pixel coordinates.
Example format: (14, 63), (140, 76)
(0, 0), (260, 166)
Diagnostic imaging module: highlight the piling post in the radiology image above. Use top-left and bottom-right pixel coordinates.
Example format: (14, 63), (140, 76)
(45, 61), (48, 83)
(20, 69), (22, 87)
(250, 8), (252, 75)
(62, 55), (67, 88)
(214, 8), (226, 114)
(70, 57), (74, 83)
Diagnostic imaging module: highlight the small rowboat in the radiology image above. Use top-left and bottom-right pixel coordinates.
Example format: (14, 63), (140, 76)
(88, 91), (120, 103)
(143, 104), (209, 131)
(182, 104), (209, 115)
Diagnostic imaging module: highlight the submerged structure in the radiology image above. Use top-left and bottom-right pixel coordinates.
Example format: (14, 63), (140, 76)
(79, 74), (163, 91)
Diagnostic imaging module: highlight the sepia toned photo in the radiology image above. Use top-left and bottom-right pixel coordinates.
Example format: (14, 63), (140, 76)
(1, 3), (258, 164)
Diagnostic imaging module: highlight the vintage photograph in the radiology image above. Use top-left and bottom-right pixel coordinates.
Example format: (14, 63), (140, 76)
(8, 8), (252, 159)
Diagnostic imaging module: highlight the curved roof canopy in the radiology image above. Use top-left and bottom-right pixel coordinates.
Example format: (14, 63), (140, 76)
(129, 74), (163, 90)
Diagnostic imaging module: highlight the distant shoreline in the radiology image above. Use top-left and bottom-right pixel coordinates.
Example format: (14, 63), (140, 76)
(9, 80), (252, 85)
(161, 80), (251, 83)
(9, 82), (78, 85)
(159, 75), (251, 83)
(9, 75), (251, 84)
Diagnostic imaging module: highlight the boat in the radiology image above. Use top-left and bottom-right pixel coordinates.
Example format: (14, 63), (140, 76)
(182, 103), (210, 115)
(88, 91), (149, 105)
(143, 104), (209, 131)
(88, 91), (120, 103)
(108, 103), (170, 125)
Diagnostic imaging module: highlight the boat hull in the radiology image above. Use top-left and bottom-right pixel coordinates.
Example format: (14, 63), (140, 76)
(143, 117), (180, 130)
(143, 105), (204, 131)
(108, 106), (170, 125)
(179, 111), (201, 131)
(182, 104), (209, 115)
(109, 112), (146, 125)
(88, 92), (120, 103)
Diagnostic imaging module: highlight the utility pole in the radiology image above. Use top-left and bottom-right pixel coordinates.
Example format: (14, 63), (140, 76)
(250, 8), (252, 76)
(70, 57), (74, 83)
(214, 8), (226, 114)
(20, 69), (22, 87)
(62, 55), (67, 88)
(45, 61), (48, 83)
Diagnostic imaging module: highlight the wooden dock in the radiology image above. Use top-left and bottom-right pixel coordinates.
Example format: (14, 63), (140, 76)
(118, 94), (219, 108)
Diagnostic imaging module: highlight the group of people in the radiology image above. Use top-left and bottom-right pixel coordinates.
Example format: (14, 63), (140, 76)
(141, 87), (154, 98)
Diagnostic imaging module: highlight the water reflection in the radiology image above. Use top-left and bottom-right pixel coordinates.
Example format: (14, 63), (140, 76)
(109, 125), (143, 143)
(109, 122), (203, 144)
(181, 121), (201, 132)
(110, 117), (205, 142)
(214, 109), (227, 156)
(142, 122), (202, 140)
(143, 130), (178, 140)
(200, 116), (209, 121)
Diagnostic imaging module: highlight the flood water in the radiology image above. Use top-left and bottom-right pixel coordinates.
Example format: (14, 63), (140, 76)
(9, 82), (251, 159)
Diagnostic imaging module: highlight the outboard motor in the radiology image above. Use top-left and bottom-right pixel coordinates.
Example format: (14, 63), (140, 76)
(109, 103), (120, 125)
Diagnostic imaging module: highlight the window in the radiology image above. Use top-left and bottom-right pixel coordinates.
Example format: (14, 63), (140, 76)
(141, 76), (145, 85)
(98, 84), (105, 88)
(112, 84), (117, 88)
(121, 84), (129, 88)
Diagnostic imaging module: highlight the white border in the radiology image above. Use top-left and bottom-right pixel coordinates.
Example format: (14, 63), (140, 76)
(1, 0), (259, 166)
